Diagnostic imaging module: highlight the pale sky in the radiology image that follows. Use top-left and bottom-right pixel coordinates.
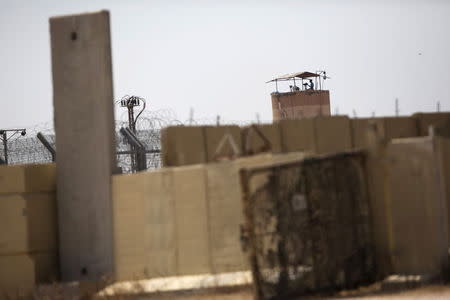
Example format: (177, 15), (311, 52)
(0, 0), (449, 129)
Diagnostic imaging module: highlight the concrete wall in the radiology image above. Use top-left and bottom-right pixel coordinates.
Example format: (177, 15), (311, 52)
(2, 132), (449, 289)
(314, 116), (352, 154)
(50, 11), (116, 281)
(436, 137), (450, 248)
(279, 119), (316, 153)
(414, 112), (450, 136)
(161, 113), (450, 167)
(162, 115), (356, 166)
(242, 124), (282, 155)
(367, 136), (449, 277)
(351, 116), (420, 149)
(161, 125), (243, 167)
(0, 164), (58, 296)
(112, 152), (306, 281)
(204, 125), (242, 161)
(161, 126), (207, 167)
(119, 132), (450, 281)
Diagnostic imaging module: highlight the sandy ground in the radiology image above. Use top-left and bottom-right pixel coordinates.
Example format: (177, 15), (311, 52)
(334, 285), (450, 299)
(113, 284), (450, 300)
(32, 272), (450, 300)
(96, 271), (450, 300)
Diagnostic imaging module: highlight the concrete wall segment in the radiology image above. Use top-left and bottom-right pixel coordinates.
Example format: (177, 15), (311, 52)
(205, 162), (246, 273)
(204, 125), (242, 162)
(314, 116), (352, 154)
(241, 124), (282, 155)
(0, 164), (55, 194)
(380, 117), (418, 140)
(112, 171), (147, 280)
(385, 138), (448, 275)
(161, 126), (207, 167)
(173, 165), (210, 275)
(50, 10), (116, 281)
(414, 112), (450, 136)
(434, 136), (450, 246)
(278, 119), (316, 153)
(145, 169), (176, 278)
(0, 193), (57, 255)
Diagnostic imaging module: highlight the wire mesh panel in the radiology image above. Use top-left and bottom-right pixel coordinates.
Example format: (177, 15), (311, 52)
(0, 136), (55, 165)
(240, 151), (376, 300)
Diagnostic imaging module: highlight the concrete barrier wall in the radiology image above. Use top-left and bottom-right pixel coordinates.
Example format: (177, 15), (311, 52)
(204, 125), (242, 161)
(163, 114), (450, 167)
(116, 137), (450, 281)
(380, 117), (419, 140)
(0, 164), (58, 295)
(112, 152), (306, 281)
(162, 116), (355, 167)
(414, 112), (450, 136)
(279, 119), (316, 153)
(386, 137), (448, 275)
(367, 136), (449, 276)
(351, 116), (420, 149)
(436, 137), (450, 246)
(51, 11), (117, 281)
(161, 126), (207, 167)
(314, 116), (352, 154)
(242, 124), (282, 154)
(350, 118), (372, 149)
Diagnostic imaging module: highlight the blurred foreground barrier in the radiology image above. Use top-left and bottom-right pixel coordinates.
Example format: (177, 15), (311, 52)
(0, 164), (58, 297)
(111, 152), (307, 281)
(366, 122), (450, 277)
(240, 151), (376, 299)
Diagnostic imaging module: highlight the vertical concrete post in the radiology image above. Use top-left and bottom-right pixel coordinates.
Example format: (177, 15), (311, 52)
(50, 11), (116, 281)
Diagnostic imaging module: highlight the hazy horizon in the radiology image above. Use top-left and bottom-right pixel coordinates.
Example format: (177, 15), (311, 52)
(1, 0), (449, 129)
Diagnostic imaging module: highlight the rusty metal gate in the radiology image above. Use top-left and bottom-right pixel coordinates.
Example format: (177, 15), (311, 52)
(240, 151), (376, 299)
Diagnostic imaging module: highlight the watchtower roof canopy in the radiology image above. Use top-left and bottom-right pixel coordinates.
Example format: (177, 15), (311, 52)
(267, 71), (319, 82)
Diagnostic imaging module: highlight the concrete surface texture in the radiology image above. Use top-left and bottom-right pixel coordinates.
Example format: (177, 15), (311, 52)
(366, 134), (450, 277)
(161, 113), (450, 167)
(0, 164), (58, 296)
(2, 132), (450, 297)
(112, 152), (306, 281)
(50, 10), (116, 281)
(385, 137), (448, 275)
(271, 90), (331, 120)
(242, 123), (282, 154)
(204, 125), (242, 161)
(414, 112), (450, 136)
(437, 137), (450, 235)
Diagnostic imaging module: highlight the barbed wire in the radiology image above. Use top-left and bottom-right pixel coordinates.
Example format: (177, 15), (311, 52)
(1, 107), (262, 172)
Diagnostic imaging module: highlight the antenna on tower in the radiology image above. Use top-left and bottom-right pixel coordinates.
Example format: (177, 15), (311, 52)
(116, 95), (146, 172)
(189, 107), (194, 125)
(116, 95), (146, 133)
(395, 98), (399, 116)
(437, 101), (441, 112)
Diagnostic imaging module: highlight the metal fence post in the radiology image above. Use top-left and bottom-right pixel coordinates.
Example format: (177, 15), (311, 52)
(37, 132), (56, 162)
(119, 127), (147, 172)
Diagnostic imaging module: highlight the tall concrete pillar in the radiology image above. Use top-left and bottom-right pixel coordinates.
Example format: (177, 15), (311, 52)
(50, 11), (116, 281)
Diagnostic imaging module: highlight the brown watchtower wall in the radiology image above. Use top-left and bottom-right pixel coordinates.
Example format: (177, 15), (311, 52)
(272, 90), (330, 120)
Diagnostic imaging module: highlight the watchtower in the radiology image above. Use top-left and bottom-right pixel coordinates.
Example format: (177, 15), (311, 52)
(268, 71), (331, 121)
